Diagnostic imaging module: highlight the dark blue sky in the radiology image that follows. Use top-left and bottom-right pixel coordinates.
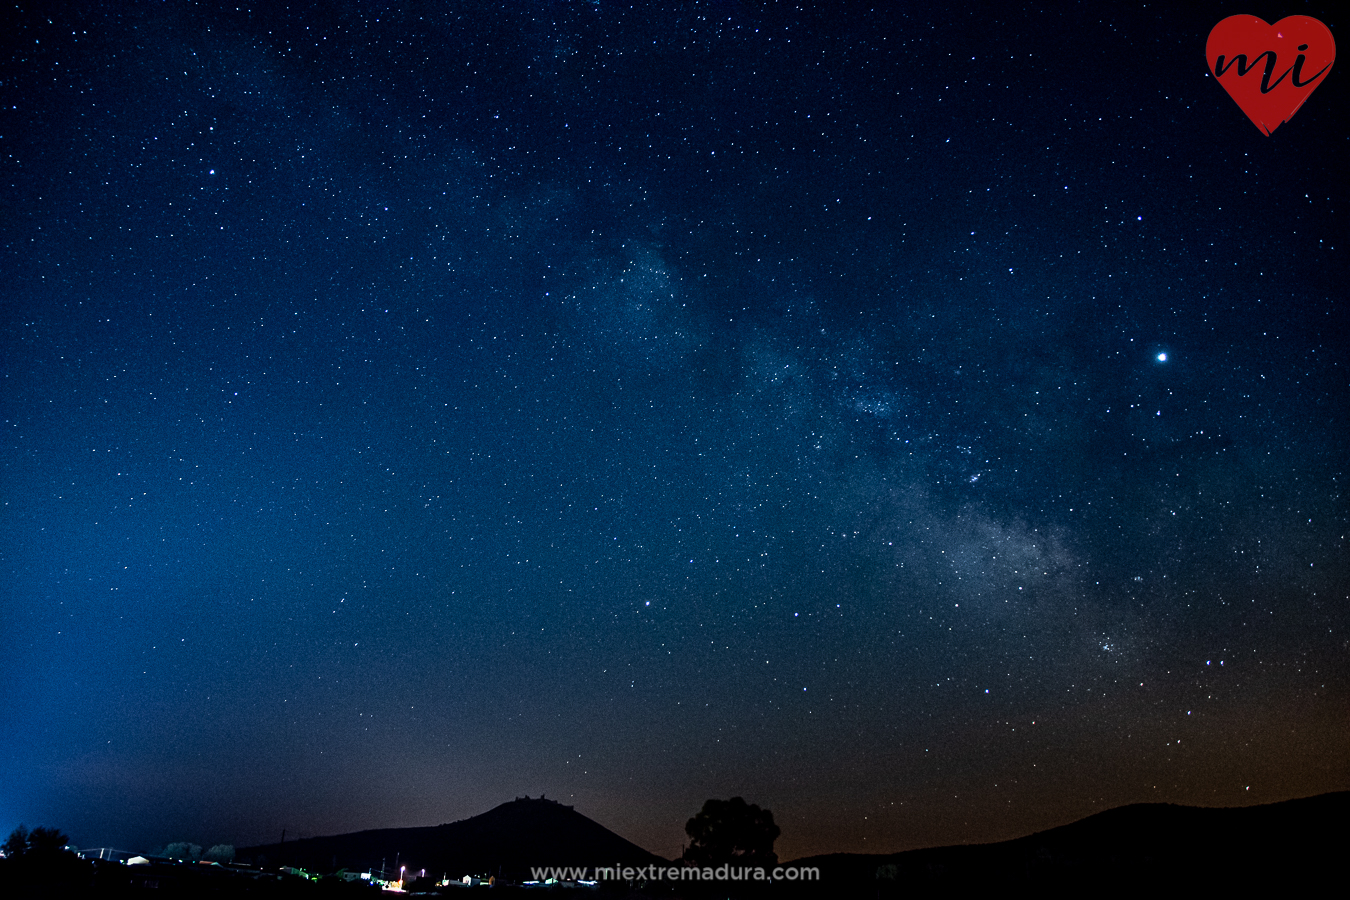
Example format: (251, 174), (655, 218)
(3, 1), (1347, 861)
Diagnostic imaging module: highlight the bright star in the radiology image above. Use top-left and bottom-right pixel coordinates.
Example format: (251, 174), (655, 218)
(1156, 352), (1167, 362)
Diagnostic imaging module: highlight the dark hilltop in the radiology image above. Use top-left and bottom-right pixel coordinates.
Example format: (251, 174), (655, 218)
(779, 790), (1350, 895)
(238, 796), (666, 882)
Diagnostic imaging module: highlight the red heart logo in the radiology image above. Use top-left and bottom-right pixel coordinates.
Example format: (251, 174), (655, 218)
(1206, 15), (1335, 135)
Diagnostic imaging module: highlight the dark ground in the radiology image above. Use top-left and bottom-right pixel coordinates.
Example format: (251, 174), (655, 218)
(7, 791), (1345, 897)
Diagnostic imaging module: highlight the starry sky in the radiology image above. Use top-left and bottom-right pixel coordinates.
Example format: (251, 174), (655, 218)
(2, 0), (1347, 863)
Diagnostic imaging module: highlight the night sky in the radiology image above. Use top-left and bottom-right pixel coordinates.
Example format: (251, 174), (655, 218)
(3, 1), (1347, 863)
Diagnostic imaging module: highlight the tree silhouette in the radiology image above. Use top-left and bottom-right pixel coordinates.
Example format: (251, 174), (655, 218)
(1, 825), (89, 894)
(684, 797), (780, 867)
(3, 825), (69, 858)
(2, 825), (29, 858)
(163, 842), (203, 861)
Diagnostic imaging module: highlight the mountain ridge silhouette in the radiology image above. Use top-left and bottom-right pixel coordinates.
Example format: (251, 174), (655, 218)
(238, 795), (666, 881)
(781, 790), (1350, 893)
(236, 791), (1349, 890)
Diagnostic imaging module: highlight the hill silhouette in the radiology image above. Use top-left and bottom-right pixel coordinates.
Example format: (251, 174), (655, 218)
(238, 796), (665, 882)
(780, 791), (1350, 895)
(232, 792), (1350, 892)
